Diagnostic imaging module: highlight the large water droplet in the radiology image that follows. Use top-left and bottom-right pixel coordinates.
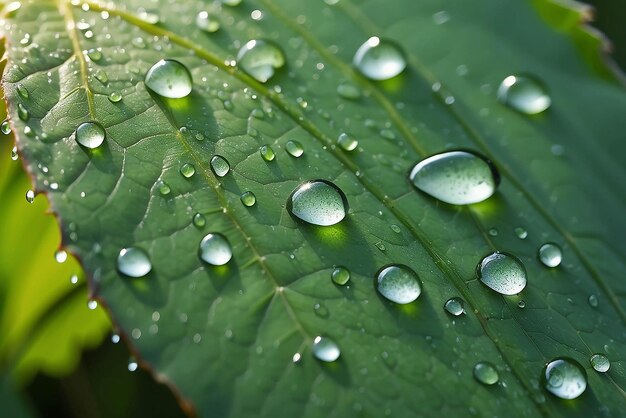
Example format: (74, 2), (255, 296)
(75, 121), (106, 149)
(590, 354), (610, 373)
(180, 163), (196, 178)
(473, 362), (499, 385)
(542, 358), (587, 399)
(196, 11), (219, 33)
(288, 180), (348, 226)
(409, 151), (499, 205)
(117, 247), (152, 277)
(376, 264), (421, 304)
(312, 336), (341, 362)
(199, 233), (232, 265)
(353, 37), (406, 80)
(337, 132), (358, 151)
(145, 59), (193, 99)
(538, 243), (562, 268)
(285, 140), (304, 157)
(497, 75), (551, 115)
(237, 40), (285, 83)
(259, 144), (275, 161)
(210, 155), (230, 177)
(444, 297), (465, 316)
(240, 191), (256, 207)
(478, 252), (527, 295)
(331, 266), (350, 285)
(1, 119), (11, 135)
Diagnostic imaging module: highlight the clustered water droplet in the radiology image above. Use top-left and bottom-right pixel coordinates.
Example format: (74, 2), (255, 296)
(288, 180), (348, 226)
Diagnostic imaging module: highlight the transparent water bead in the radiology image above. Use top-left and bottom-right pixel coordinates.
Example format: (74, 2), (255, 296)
(473, 362), (499, 385)
(108, 91), (122, 103)
(145, 59), (193, 99)
(193, 213), (206, 228)
(542, 357), (587, 399)
(497, 75), (551, 115)
(312, 336), (341, 362)
(337, 133), (358, 151)
(259, 144), (275, 161)
(376, 264), (421, 304)
(336, 83), (361, 100)
(237, 40), (285, 83)
(288, 179), (348, 226)
(331, 266), (350, 285)
(25, 189), (35, 203)
(180, 163), (195, 178)
(117, 247), (152, 278)
(17, 84), (28, 99)
(409, 151), (499, 205)
(75, 121), (106, 149)
(199, 233), (232, 265)
(514, 227), (528, 240)
(353, 37), (406, 81)
(285, 140), (304, 157)
(478, 252), (527, 295)
(210, 155), (230, 177)
(538, 243), (562, 268)
(590, 354), (610, 373)
(11, 146), (18, 161)
(1, 119), (11, 134)
(196, 11), (219, 33)
(444, 297), (465, 316)
(240, 191), (256, 207)
(17, 104), (29, 121)
(55, 250), (68, 263)
(156, 180), (171, 196)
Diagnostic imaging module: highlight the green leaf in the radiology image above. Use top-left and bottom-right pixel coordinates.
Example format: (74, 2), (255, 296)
(2, 0), (625, 416)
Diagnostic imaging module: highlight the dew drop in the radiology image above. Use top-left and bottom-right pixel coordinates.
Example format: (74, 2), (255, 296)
(94, 69), (108, 84)
(376, 264), (421, 304)
(292, 352), (302, 364)
(127, 360), (138, 372)
(353, 37), (406, 80)
(331, 266), (350, 285)
(538, 243), (562, 268)
(478, 252), (527, 295)
(285, 140), (304, 157)
(17, 83), (29, 99)
(145, 59), (193, 99)
(210, 155), (230, 177)
(221, 0), (242, 5)
(70, 274), (78, 284)
(87, 300), (98, 310)
(444, 297), (465, 316)
(156, 179), (171, 196)
(111, 334), (120, 344)
(473, 362), (499, 385)
(108, 91), (122, 103)
(196, 11), (220, 33)
(518, 300), (526, 309)
(410, 151), (499, 205)
(337, 132), (358, 151)
(237, 40), (285, 83)
(312, 336), (341, 362)
(240, 191), (256, 207)
(542, 357), (587, 399)
(117, 247), (152, 277)
(75, 121), (106, 149)
(138, 9), (159, 24)
(497, 75), (551, 115)
(590, 354), (610, 373)
(87, 48), (102, 61)
(55, 249), (68, 263)
(259, 144), (275, 161)
(199, 233), (232, 265)
(288, 179), (348, 226)
(193, 213), (206, 228)
(337, 83), (361, 100)
(1, 119), (11, 135)
(11, 146), (18, 161)
(514, 227), (528, 240)
(180, 163), (196, 178)
(588, 294), (598, 308)
(25, 189), (35, 203)
(17, 103), (29, 121)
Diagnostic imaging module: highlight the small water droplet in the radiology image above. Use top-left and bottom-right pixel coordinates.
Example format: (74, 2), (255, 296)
(353, 37), (406, 80)
(75, 121), (106, 149)
(259, 144), (275, 161)
(128, 360), (138, 372)
(473, 362), (499, 385)
(292, 352), (302, 364)
(488, 228), (498, 237)
(288, 179), (348, 226)
(390, 224), (401, 233)
(337, 83), (361, 100)
(444, 297), (465, 316)
(199, 233), (232, 265)
(240, 191), (256, 207)
(108, 91), (122, 103)
(375, 241), (386, 252)
(590, 354), (610, 373)
(518, 300), (526, 309)
(497, 75), (551, 115)
(11, 146), (18, 161)
(94, 69), (108, 84)
(138, 9), (159, 24)
(538, 243), (562, 268)
(180, 163), (195, 178)
(111, 334), (120, 344)
(514, 227), (528, 240)
(588, 294), (598, 308)
(87, 299), (98, 310)
(196, 11), (220, 33)
(117, 247), (152, 278)
(331, 266), (350, 285)
(337, 132), (358, 151)
(87, 48), (102, 61)
(25, 189), (35, 203)
(542, 357), (587, 399)
(285, 140), (304, 157)
(193, 213), (206, 228)
(1, 119), (11, 135)
(237, 40), (285, 83)
(376, 264), (421, 304)
(478, 252), (527, 295)
(70, 274), (79, 284)
(55, 249), (68, 263)
(17, 84), (29, 99)
(409, 151), (499, 205)
(17, 103), (29, 121)
(156, 179), (171, 196)
(313, 303), (329, 317)
(312, 336), (340, 362)
(210, 155), (230, 177)
(145, 59), (192, 99)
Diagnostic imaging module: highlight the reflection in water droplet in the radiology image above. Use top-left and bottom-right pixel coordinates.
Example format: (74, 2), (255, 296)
(312, 336), (341, 362)
(156, 180), (171, 196)
(25, 189), (35, 203)
(117, 247), (152, 277)
(111, 334), (120, 344)
(288, 179), (348, 226)
(196, 11), (220, 33)
(199, 233), (232, 265)
(145, 59), (193, 99)
(331, 266), (350, 285)
(590, 354), (610, 373)
(409, 151), (499, 205)
(180, 163), (196, 178)
(210, 155), (230, 177)
(474, 362), (499, 385)
(514, 227), (528, 240)
(108, 91), (122, 103)
(376, 264), (421, 304)
(478, 252), (527, 295)
(337, 83), (361, 100)
(193, 213), (206, 228)
(542, 357), (587, 399)
(337, 132), (358, 151)
(240, 191), (256, 207)
(444, 297), (465, 316)
(1, 119), (11, 135)
(497, 75), (551, 115)
(75, 121), (106, 149)
(237, 40), (285, 83)
(55, 250), (68, 263)
(353, 37), (406, 80)
(285, 140), (304, 157)
(538, 243), (562, 268)
(259, 144), (275, 161)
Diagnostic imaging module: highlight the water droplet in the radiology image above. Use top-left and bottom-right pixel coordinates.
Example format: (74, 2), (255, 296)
(94, 69), (108, 84)
(337, 132), (358, 151)
(292, 352), (302, 364)
(542, 358), (587, 399)
(70, 274), (78, 284)
(75, 121), (106, 149)
(259, 144), (275, 161)
(145, 59), (193, 99)
(285, 140), (304, 157)
(588, 294), (598, 308)
(193, 213), (206, 228)
(488, 228), (498, 237)
(1, 119), (11, 135)
(199, 233), (232, 265)
(108, 91), (122, 103)
(331, 266), (350, 285)
(444, 297), (465, 316)
(313, 303), (329, 317)
(497, 75), (551, 115)
(221, 0), (242, 5)
(180, 163), (195, 178)
(111, 334), (120, 344)
(210, 155), (230, 177)
(337, 83), (361, 100)
(196, 11), (219, 33)
(17, 103), (29, 121)
(514, 227), (528, 240)
(390, 224), (401, 233)
(17, 84), (29, 99)
(138, 9), (159, 24)
(128, 360), (138, 372)
(87, 48), (102, 61)
(473, 362), (499, 385)
(288, 179), (348, 226)
(375, 241), (386, 252)
(376, 264), (421, 304)
(240, 191), (256, 207)
(353, 37), (406, 81)
(55, 250), (68, 263)
(117, 247), (152, 278)
(87, 299), (98, 310)
(478, 252), (527, 295)
(312, 336), (340, 362)
(590, 354), (610, 373)
(156, 179), (171, 196)
(410, 151), (499, 205)
(518, 300), (526, 309)
(11, 146), (18, 161)
(538, 243), (562, 268)
(25, 189), (35, 203)
(237, 40), (285, 83)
